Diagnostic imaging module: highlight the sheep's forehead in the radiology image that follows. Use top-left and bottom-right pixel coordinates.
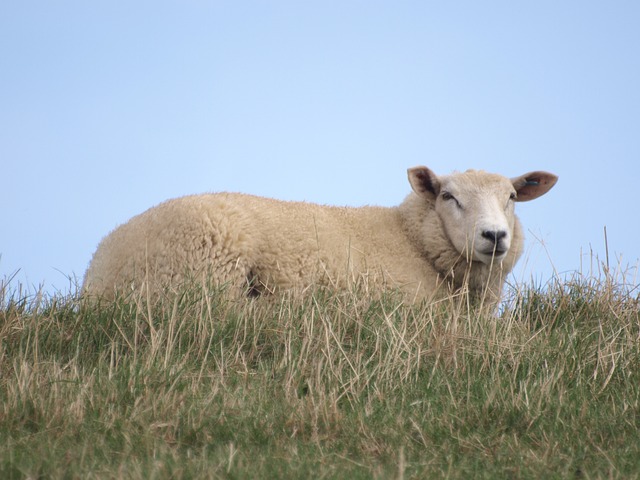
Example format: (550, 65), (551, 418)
(442, 170), (513, 199)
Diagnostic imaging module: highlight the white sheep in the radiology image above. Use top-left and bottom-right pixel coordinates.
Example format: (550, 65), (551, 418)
(83, 166), (557, 306)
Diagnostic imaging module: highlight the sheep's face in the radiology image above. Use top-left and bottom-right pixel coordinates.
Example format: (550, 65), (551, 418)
(408, 167), (558, 265)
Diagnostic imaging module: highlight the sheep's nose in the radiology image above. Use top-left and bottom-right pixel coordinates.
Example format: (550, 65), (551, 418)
(481, 230), (507, 245)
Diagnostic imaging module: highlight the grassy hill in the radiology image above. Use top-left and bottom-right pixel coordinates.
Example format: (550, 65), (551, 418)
(1, 266), (639, 478)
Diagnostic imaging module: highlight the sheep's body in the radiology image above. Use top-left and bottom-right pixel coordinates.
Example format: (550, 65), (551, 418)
(83, 167), (557, 306)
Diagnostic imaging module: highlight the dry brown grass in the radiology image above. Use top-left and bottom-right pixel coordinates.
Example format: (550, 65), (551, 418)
(1, 261), (639, 478)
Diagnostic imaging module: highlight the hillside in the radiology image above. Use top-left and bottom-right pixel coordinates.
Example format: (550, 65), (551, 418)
(1, 266), (639, 478)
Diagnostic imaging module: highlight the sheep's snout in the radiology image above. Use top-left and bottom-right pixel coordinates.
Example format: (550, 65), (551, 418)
(477, 229), (510, 262)
(481, 229), (507, 249)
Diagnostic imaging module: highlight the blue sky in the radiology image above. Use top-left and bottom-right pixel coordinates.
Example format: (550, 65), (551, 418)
(2, 2), (639, 295)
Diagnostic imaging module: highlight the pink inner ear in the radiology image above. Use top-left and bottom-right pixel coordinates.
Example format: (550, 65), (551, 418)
(416, 170), (437, 194)
(409, 167), (440, 197)
(513, 171), (558, 201)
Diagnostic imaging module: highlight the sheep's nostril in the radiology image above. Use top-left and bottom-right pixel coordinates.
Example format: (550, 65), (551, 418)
(482, 230), (507, 245)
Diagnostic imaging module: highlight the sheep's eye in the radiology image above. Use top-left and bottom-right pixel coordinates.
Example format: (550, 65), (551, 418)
(441, 191), (461, 208)
(505, 192), (517, 210)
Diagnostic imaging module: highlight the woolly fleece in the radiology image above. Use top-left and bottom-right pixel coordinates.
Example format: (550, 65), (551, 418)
(83, 167), (557, 306)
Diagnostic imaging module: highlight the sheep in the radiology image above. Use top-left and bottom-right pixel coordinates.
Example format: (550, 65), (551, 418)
(83, 166), (557, 307)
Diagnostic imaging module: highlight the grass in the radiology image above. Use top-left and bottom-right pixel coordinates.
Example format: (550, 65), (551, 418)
(1, 263), (639, 479)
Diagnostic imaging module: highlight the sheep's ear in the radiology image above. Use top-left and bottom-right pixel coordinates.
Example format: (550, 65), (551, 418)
(511, 171), (558, 202)
(408, 166), (440, 199)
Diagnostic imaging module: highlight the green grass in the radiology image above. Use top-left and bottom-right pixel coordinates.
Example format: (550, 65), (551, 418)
(1, 266), (639, 479)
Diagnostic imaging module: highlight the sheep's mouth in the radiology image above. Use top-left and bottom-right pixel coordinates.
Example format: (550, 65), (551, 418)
(479, 248), (507, 258)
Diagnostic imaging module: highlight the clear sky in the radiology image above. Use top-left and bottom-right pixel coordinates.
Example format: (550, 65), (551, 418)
(2, 1), (639, 295)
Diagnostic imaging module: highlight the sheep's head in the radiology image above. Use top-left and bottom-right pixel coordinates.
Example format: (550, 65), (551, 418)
(408, 166), (558, 265)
